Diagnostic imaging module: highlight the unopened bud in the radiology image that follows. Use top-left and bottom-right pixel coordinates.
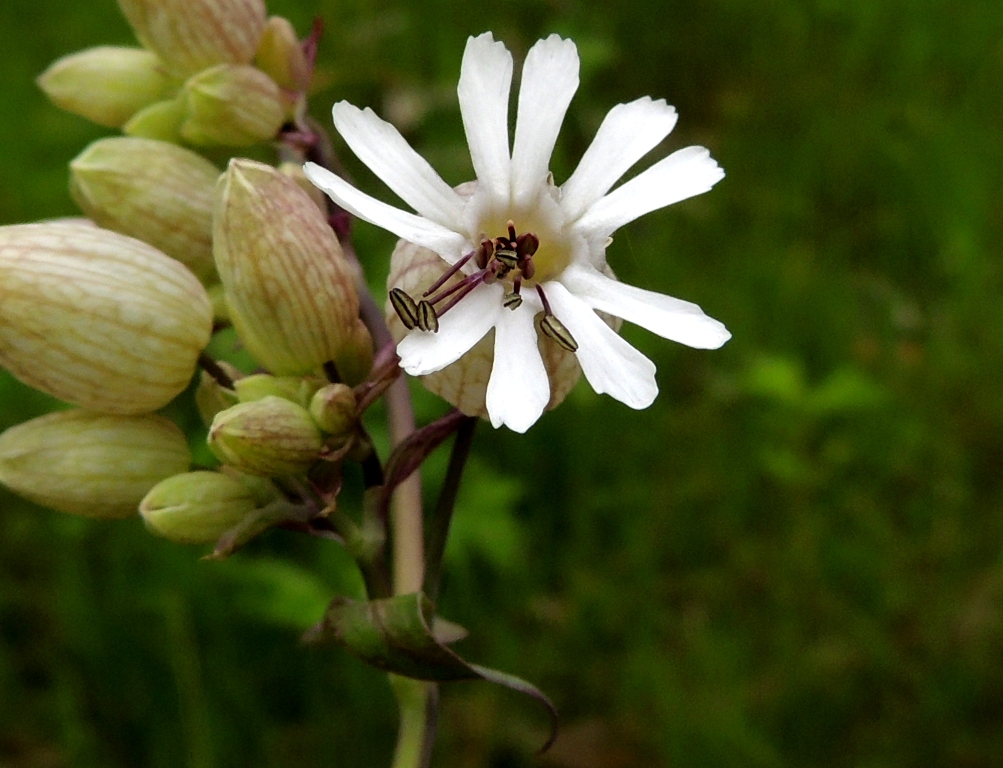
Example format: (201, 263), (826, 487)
(37, 46), (175, 128)
(0, 222), (213, 414)
(118, 0), (267, 77)
(278, 162), (328, 215)
(140, 470), (273, 543)
(181, 65), (286, 147)
(309, 384), (357, 437)
(255, 16), (310, 92)
(213, 160), (363, 376)
(195, 366), (240, 427)
(387, 239), (582, 419)
(123, 96), (186, 142)
(233, 374), (320, 408)
(70, 137), (219, 283)
(208, 396), (322, 476)
(0, 411), (191, 518)
(333, 322), (374, 387)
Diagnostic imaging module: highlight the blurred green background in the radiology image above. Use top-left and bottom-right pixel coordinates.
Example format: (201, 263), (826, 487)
(2, 0), (1003, 766)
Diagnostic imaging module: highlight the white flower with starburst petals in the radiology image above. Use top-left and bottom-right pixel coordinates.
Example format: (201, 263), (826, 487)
(306, 32), (730, 433)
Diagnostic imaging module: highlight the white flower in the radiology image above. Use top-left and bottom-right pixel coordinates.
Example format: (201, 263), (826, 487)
(306, 33), (730, 433)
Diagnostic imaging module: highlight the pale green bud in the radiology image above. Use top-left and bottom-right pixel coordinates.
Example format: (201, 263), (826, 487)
(118, 0), (267, 77)
(70, 137), (219, 283)
(140, 470), (270, 543)
(278, 162), (328, 215)
(208, 396), (323, 476)
(255, 16), (310, 92)
(0, 411), (191, 518)
(0, 222), (213, 414)
(309, 384), (357, 438)
(233, 374), (321, 408)
(195, 366), (240, 427)
(333, 321), (374, 387)
(180, 65), (286, 147)
(37, 46), (175, 128)
(123, 96), (186, 142)
(213, 159), (367, 376)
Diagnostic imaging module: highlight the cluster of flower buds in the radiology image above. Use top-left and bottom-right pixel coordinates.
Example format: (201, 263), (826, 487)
(37, 0), (313, 147)
(0, 3), (378, 547)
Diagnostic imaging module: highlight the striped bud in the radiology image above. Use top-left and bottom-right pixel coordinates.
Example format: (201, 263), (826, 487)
(195, 366), (240, 427)
(70, 137), (219, 283)
(0, 411), (191, 518)
(309, 383), (357, 438)
(118, 0), (267, 77)
(255, 16), (310, 92)
(386, 239), (585, 421)
(180, 65), (286, 147)
(213, 159), (367, 377)
(0, 222), (213, 414)
(140, 470), (273, 543)
(208, 396), (323, 476)
(278, 162), (328, 215)
(37, 46), (175, 128)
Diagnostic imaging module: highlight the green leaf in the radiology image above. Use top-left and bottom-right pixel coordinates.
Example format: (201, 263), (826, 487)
(305, 591), (559, 752)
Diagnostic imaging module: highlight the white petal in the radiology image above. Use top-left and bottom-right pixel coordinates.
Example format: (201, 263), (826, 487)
(510, 35), (580, 208)
(560, 97), (678, 223)
(485, 304), (550, 433)
(560, 264), (731, 349)
(332, 102), (465, 229)
(396, 283), (503, 376)
(304, 163), (467, 260)
(544, 281), (658, 410)
(458, 33), (513, 205)
(574, 146), (725, 237)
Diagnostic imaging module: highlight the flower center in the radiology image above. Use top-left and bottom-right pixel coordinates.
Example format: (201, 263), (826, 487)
(389, 221), (578, 352)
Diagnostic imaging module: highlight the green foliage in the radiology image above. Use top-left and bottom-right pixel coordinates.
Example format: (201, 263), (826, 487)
(3, 0), (1003, 766)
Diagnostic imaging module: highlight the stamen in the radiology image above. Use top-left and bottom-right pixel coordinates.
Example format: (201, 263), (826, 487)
(503, 292), (523, 310)
(422, 249), (475, 298)
(389, 287), (418, 330)
(416, 300), (439, 333)
(434, 272), (488, 317)
(535, 285), (578, 352)
(428, 271), (484, 306)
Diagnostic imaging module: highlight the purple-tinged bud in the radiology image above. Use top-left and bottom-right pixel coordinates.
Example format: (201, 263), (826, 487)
(255, 16), (311, 92)
(0, 222), (213, 414)
(118, 0), (267, 77)
(180, 65), (286, 147)
(213, 159), (368, 376)
(37, 46), (175, 128)
(70, 137), (220, 283)
(208, 396), (323, 477)
(0, 411), (191, 518)
(140, 469), (275, 543)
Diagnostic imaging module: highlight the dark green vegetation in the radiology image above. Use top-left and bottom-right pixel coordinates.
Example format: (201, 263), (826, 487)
(3, 0), (1003, 765)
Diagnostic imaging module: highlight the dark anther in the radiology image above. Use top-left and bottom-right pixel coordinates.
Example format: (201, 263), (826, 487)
(416, 300), (439, 333)
(503, 292), (523, 310)
(390, 288), (419, 330)
(540, 315), (578, 352)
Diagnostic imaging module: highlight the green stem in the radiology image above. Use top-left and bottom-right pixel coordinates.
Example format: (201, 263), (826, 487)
(390, 676), (439, 768)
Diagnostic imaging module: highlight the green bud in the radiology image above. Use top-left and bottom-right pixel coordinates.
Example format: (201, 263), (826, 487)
(140, 470), (271, 543)
(70, 137), (219, 283)
(233, 373), (320, 408)
(255, 16), (310, 92)
(37, 46), (175, 128)
(195, 366), (240, 427)
(0, 222), (213, 414)
(123, 96), (186, 142)
(0, 411), (191, 518)
(180, 65), (286, 147)
(208, 396), (323, 476)
(309, 384), (357, 438)
(334, 322), (375, 386)
(213, 159), (366, 376)
(118, 0), (267, 77)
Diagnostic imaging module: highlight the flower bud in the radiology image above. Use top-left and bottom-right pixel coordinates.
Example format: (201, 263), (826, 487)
(333, 321), (375, 387)
(180, 65), (286, 147)
(37, 46), (175, 128)
(233, 373), (321, 408)
(118, 0), (267, 77)
(70, 137), (219, 283)
(140, 470), (271, 543)
(0, 411), (191, 518)
(208, 396), (323, 476)
(255, 16), (310, 92)
(195, 366), (240, 427)
(213, 159), (365, 376)
(309, 383), (357, 438)
(278, 162), (328, 215)
(387, 240), (583, 419)
(123, 96), (186, 142)
(0, 222), (213, 414)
